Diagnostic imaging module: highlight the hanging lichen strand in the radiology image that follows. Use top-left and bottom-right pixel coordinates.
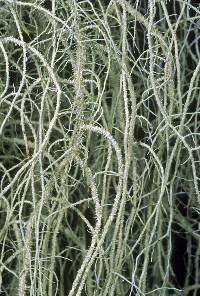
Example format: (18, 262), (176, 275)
(0, 0), (199, 295)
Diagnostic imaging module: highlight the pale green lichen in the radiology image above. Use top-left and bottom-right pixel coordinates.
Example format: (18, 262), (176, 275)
(0, 0), (200, 295)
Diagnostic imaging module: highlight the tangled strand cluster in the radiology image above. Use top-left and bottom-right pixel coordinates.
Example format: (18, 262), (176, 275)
(0, 0), (199, 295)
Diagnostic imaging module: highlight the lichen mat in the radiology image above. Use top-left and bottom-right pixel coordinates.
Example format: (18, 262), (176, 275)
(0, 0), (199, 295)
